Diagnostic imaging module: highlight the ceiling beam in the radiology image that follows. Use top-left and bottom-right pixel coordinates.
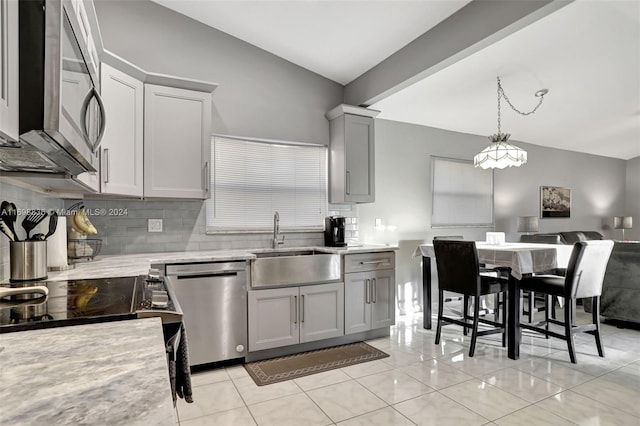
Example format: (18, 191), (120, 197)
(344, 0), (573, 107)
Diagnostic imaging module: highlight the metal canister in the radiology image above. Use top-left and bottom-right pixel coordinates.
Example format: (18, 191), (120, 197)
(10, 241), (48, 282)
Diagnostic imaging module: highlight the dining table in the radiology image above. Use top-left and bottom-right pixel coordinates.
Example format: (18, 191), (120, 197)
(414, 242), (574, 360)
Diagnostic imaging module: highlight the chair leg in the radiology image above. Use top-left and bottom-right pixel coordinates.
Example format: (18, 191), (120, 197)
(435, 290), (444, 345)
(565, 298), (577, 364)
(544, 295), (550, 339)
(494, 293), (500, 323)
(592, 296), (605, 358)
(463, 295), (470, 336)
(527, 291), (534, 323)
(469, 295), (480, 357)
(501, 291), (507, 348)
(550, 296), (557, 319)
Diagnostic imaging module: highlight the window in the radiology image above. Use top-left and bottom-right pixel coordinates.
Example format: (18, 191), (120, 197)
(206, 136), (327, 232)
(431, 156), (494, 227)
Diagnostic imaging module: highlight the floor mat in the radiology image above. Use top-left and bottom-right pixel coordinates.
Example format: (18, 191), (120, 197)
(244, 342), (389, 386)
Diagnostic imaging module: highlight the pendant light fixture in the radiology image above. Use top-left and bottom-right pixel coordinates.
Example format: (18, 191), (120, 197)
(474, 77), (548, 169)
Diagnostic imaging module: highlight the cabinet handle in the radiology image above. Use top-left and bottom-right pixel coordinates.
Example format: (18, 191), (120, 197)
(301, 295), (305, 323)
(294, 295), (298, 324)
(203, 161), (210, 194)
(359, 260), (390, 266)
(365, 279), (370, 304)
(372, 278), (377, 303)
(346, 170), (351, 195)
(103, 148), (109, 183)
(291, 296), (296, 324)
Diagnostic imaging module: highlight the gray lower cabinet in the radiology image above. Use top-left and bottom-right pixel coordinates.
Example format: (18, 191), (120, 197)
(248, 282), (344, 352)
(344, 269), (395, 334)
(344, 251), (396, 335)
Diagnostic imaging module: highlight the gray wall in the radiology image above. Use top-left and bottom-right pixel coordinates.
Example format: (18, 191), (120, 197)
(626, 156), (640, 241)
(358, 119), (628, 313)
(93, 0), (343, 145)
(360, 119), (627, 243)
(0, 182), (64, 281)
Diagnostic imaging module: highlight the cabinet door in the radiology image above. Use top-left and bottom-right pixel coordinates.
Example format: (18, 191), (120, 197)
(248, 287), (299, 352)
(344, 272), (371, 335)
(100, 63), (144, 196)
(371, 269), (396, 329)
(144, 84), (212, 199)
(300, 282), (344, 343)
(344, 114), (375, 203)
(0, 0), (18, 142)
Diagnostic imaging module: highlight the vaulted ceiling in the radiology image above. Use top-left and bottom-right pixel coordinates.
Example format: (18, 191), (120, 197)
(152, 0), (640, 160)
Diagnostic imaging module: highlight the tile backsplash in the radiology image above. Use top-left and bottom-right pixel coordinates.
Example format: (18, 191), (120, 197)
(66, 199), (359, 256)
(1, 179), (360, 281)
(328, 204), (359, 243)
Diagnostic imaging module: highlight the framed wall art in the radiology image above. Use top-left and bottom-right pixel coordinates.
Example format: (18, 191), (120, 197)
(540, 186), (571, 218)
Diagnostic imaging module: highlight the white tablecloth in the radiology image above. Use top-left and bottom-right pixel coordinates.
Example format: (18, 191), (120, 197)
(414, 242), (574, 280)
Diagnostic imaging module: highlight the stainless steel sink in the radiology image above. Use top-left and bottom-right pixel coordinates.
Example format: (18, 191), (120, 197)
(250, 249), (341, 287)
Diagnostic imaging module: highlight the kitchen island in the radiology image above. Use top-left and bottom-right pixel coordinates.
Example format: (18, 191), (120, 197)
(0, 318), (176, 426)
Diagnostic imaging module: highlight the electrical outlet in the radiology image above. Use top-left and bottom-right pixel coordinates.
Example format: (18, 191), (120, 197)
(375, 218), (382, 228)
(148, 219), (163, 233)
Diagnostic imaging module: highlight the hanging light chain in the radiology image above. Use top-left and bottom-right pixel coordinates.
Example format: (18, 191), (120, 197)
(497, 76), (546, 117)
(497, 77), (502, 134)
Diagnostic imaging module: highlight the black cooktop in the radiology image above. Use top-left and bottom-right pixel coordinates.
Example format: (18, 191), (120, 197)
(0, 276), (146, 333)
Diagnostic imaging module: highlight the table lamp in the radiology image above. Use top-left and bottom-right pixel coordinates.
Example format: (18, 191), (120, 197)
(614, 216), (632, 241)
(517, 216), (539, 235)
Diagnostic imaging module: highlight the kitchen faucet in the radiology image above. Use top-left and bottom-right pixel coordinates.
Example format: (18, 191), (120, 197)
(272, 211), (285, 249)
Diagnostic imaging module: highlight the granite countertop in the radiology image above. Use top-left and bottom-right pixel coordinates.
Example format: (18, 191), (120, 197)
(0, 318), (175, 426)
(4, 244), (398, 283)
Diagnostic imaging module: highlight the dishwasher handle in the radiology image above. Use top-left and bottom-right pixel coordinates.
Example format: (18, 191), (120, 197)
(165, 262), (247, 277)
(174, 272), (241, 280)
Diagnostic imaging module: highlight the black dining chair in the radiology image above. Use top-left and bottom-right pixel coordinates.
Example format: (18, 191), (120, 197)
(519, 240), (614, 363)
(433, 240), (508, 356)
(433, 236), (506, 322)
(433, 236), (466, 305)
(519, 234), (567, 323)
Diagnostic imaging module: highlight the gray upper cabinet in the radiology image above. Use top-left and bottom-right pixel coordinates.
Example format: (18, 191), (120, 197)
(144, 84), (212, 199)
(0, 0), (19, 143)
(100, 63), (144, 197)
(326, 105), (380, 204)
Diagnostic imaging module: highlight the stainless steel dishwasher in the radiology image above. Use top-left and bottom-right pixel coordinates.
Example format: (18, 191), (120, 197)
(165, 262), (248, 366)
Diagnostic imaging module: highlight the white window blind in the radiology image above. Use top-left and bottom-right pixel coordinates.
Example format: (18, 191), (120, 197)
(431, 156), (494, 227)
(206, 137), (327, 232)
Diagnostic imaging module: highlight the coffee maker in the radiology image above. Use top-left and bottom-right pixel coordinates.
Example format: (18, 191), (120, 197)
(324, 216), (347, 247)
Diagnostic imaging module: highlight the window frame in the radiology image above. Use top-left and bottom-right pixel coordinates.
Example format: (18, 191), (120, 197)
(430, 155), (495, 228)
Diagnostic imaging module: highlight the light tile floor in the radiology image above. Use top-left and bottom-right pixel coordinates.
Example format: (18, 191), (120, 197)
(176, 309), (640, 425)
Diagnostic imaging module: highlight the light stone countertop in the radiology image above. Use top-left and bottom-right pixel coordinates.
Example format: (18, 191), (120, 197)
(3, 244), (398, 283)
(0, 318), (176, 426)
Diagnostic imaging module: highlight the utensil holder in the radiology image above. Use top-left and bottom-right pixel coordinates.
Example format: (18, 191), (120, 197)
(10, 241), (48, 282)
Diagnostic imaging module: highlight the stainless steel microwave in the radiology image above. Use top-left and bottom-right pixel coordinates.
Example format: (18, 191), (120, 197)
(0, 0), (104, 176)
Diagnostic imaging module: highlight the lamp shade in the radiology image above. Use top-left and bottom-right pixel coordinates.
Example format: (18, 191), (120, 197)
(614, 216), (633, 229)
(474, 138), (527, 170)
(517, 216), (539, 233)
